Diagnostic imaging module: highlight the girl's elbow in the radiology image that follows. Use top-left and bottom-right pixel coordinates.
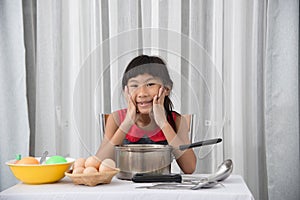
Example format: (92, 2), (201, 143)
(184, 164), (196, 174)
(183, 160), (196, 174)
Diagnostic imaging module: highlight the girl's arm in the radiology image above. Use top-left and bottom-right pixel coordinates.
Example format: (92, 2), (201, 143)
(96, 87), (138, 161)
(95, 112), (129, 160)
(161, 113), (196, 174)
(152, 87), (196, 173)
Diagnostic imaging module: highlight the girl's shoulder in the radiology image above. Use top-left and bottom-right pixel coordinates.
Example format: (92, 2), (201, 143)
(172, 112), (192, 127)
(114, 108), (126, 114)
(108, 109), (127, 126)
(171, 110), (181, 120)
(117, 109), (127, 119)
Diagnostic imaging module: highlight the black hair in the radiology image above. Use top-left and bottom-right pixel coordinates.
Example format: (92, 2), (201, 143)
(122, 55), (176, 132)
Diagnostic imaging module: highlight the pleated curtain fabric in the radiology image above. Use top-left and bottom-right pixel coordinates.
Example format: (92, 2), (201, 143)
(0, 0), (30, 191)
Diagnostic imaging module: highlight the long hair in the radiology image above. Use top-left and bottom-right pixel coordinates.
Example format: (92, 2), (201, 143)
(122, 55), (176, 132)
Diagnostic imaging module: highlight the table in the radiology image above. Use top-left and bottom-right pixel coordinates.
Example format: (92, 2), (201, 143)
(0, 175), (254, 200)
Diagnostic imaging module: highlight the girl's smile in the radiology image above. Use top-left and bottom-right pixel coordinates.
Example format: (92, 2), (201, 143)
(136, 100), (154, 113)
(137, 100), (153, 107)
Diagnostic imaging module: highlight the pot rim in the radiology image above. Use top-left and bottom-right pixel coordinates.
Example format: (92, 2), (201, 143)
(115, 144), (173, 152)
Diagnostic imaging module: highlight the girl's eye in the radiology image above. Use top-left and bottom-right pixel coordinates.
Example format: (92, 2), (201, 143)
(129, 84), (138, 88)
(146, 83), (156, 87)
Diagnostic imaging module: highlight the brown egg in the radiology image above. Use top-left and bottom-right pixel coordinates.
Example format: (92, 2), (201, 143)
(83, 167), (98, 174)
(73, 158), (86, 168)
(99, 158), (116, 172)
(85, 156), (101, 169)
(72, 167), (85, 174)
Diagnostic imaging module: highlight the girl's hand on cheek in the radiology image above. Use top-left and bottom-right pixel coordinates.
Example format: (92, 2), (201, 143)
(152, 87), (167, 129)
(121, 86), (137, 132)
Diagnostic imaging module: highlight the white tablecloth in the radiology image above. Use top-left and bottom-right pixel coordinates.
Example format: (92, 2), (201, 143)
(0, 175), (254, 200)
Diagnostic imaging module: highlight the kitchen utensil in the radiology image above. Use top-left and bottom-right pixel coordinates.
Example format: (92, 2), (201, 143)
(190, 159), (233, 190)
(115, 138), (222, 180)
(136, 181), (221, 190)
(135, 159), (233, 190)
(132, 173), (182, 183)
(189, 180), (220, 190)
(136, 183), (195, 190)
(178, 138), (222, 151)
(40, 151), (48, 164)
(208, 159), (233, 182)
(115, 144), (172, 180)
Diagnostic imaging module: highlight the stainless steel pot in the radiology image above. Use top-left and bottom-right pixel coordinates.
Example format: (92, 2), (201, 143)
(115, 138), (222, 180)
(115, 144), (173, 180)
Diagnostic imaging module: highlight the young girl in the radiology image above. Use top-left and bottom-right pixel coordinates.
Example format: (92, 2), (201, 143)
(96, 55), (196, 174)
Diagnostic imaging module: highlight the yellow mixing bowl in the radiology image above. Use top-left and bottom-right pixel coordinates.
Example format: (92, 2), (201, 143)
(6, 157), (75, 184)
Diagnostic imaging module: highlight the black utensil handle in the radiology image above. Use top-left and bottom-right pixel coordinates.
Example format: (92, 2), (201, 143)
(179, 138), (222, 151)
(132, 173), (182, 183)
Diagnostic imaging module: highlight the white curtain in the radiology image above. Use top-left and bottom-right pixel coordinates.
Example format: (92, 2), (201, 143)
(0, 1), (299, 200)
(0, 0), (30, 191)
(264, 1), (299, 199)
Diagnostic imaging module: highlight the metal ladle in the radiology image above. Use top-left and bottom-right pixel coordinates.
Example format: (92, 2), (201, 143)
(209, 159), (233, 181)
(190, 159), (233, 190)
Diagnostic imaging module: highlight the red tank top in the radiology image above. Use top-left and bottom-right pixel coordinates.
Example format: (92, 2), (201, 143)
(117, 109), (177, 143)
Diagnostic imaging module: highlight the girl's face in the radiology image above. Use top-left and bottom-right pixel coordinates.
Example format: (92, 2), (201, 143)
(127, 73), (165, 114)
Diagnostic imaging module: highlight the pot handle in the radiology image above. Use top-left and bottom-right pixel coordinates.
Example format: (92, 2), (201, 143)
(178, 138), (222, 151)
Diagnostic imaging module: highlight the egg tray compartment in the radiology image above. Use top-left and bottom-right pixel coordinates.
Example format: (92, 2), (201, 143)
(65, 169), (120, 186)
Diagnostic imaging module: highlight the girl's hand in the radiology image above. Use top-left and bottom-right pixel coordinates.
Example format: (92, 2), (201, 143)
(120, 86), (137, 132)
(152, 86), (167, 129)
